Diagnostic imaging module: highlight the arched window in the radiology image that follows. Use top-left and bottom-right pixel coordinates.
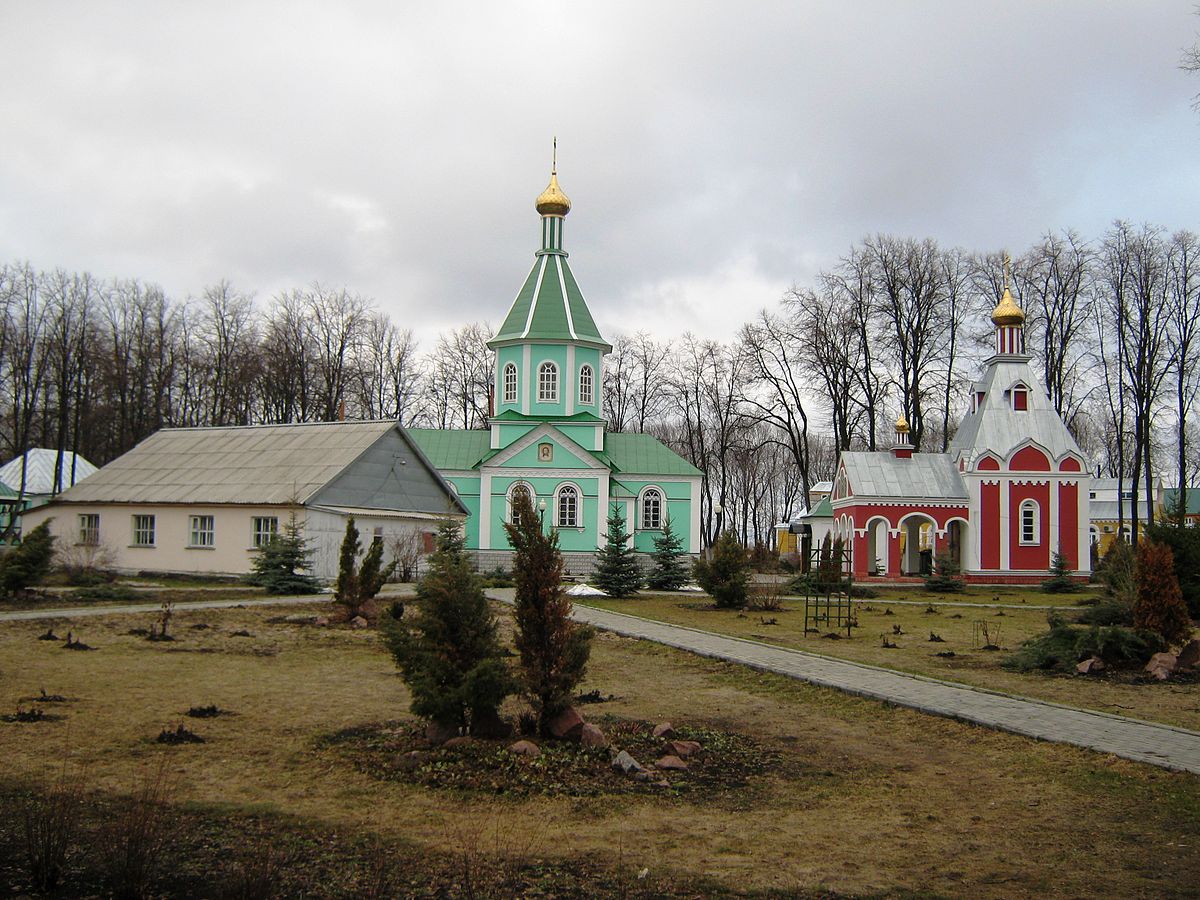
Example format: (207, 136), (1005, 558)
(640, 488), (662, 530)
(502, 363), (518, 404)
(557, 485), (578, 528)
(508, 483), (533, 526)
(578, 364), (593, 405)
(1020, 500), (1040, 545)
(1089, 525), (1099, 545)
(538, 362), (558, 402)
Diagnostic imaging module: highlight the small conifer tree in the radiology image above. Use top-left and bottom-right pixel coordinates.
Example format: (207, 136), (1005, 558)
(1133, 541), (1194, 646)
(383, 518), (514, 734)
(247, 512), (320, 594)
(505, 490), (593, 733)
(0, 519), (56, 597)
(592, 504), (642, 597)
(1042, 551), (1081, 593)
(333, 517), (397, 619)
(693, 531), (751, 609)
(647, 516), (688, 591)
(924, 550), (966, 593)
(1099, 538), (1136, 607)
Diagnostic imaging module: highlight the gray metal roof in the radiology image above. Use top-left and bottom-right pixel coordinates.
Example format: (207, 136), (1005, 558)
(840, 452), (968, 501)
(949, 358), (1085, 464)
(50, 421), (465, 513)
(0, 448), (97, 496)
(1089, 500), (1155, 522)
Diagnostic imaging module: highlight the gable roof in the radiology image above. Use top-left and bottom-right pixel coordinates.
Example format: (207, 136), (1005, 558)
(0, 449), (97, 496)
(51, 421), (465, 513)
(839, 452), (968, 501)
(1164, 488), (1200, 517)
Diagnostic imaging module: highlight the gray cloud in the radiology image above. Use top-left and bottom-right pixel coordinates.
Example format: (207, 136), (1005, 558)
(1, 1), (1197, 347)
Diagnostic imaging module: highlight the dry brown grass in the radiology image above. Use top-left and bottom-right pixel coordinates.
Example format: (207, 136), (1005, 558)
(1, 602), (1198, 897)
(585, 592), (1200, 730)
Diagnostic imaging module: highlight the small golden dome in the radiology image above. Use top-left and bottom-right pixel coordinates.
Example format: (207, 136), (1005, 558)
(895, 413), (909, 433)
(991, 286), (1025, 327)
(535, 171), (571, 217)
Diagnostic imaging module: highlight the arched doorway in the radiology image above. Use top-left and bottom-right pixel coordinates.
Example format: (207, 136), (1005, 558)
(946, 519), (969, 573)
(900, 514), (936, 575)
(865, 517), (889, 575)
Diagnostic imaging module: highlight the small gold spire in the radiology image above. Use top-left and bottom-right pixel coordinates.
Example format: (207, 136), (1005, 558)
(535, 137), (571, 216)
(991, 251), (1025, 326)
(895, 413), (909, 433)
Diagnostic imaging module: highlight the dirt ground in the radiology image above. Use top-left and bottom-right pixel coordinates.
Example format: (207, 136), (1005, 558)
(1, 602), (1198, 898)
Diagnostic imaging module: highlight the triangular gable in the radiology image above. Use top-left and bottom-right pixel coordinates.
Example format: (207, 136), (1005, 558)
(483, 423), (609, 472)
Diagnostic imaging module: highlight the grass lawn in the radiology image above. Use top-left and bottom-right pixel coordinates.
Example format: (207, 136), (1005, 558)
(0, 602), (1197, 897)
(580, 584), (1200, 731)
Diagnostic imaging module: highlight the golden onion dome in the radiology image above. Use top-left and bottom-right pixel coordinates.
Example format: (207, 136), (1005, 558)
(991, 286), (1025, 327)
(535, 170), (571, 217)
(895, 413), (910, 433)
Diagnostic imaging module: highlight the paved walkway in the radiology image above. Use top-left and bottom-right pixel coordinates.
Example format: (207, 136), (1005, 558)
(561, 601), (1200, 776)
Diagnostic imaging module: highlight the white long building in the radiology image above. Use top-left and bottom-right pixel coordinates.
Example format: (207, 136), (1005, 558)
(23, 420), (466, 581)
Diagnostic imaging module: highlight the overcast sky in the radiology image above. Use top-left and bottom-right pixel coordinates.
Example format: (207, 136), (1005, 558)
(2, 2), (1198, 348)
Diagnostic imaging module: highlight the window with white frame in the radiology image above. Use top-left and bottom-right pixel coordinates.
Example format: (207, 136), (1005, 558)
(640, 488), (663, 530)
(557, 485), (579, 527)
(132, 514), (155, 546)
(1020, 500), (1040, 545)
(78, 513), (99, 546)
(538, 362), (558, 402)
(503, 362), (518, 403)
(578, 364), (594, 405)
(189, 515), (215, 548)
(509, 483), (533, 525)
(252, 516), (278, 548)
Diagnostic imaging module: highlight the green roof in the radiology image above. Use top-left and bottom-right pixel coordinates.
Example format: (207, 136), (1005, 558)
(806, 496), (834, 518)
(1164, 488), (1200, 516)
(488, 409), (604, 424)
(603, 433), (702, 477)
(408, 427), (700, 479)
(489, 251), (609, 350)
(406, 428), (491, 470)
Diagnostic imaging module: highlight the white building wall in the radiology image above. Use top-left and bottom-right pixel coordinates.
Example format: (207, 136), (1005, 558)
(23, 503), (444, 581)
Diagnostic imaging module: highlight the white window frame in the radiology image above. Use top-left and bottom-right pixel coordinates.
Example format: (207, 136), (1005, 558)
(252, 516), (278, 548)
(78, 513), (99, 546)
(556, 484), (580, 528)
(189, 514), (215, 548)
(639, 487), (663, 530)
(508, 482), (534, 526)
(132, 514), (156, 547)
(1020, 500), (1040, 545)
(538, 361), (558, 402)
(502, 362), (518, 404)
(578, 363), (594, 405)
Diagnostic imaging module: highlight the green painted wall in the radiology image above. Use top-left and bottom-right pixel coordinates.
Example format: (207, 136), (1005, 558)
(529, 344), (569, 418)
(489, 473), (601, 552)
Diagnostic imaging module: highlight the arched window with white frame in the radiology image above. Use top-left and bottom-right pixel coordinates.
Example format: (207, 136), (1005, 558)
(640, 487), (663, 530)
(556, 484), (579, 528)
(508, 482), (534, 526)
(502, 362), (518, 404)
(538, 362), (558, 402)
(1020, 499), (1040, 545)
(578, 364), (594, 405)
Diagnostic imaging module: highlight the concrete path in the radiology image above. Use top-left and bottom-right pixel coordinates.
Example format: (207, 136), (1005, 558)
(563, 601), (1200, 776)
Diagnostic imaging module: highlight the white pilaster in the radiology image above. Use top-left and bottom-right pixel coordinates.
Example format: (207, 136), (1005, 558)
(1048, 477), (1059, 554)
(521, 344), (531, 415)
(565, 344), (575, 416)
(689, 477), (701, 553)
(479, 471), (492, 549)
(999, 479), (1011, 570)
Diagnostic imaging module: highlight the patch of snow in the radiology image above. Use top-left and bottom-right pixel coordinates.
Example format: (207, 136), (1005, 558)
(566, 583), (609, 597)
(679, 583), (705, 592)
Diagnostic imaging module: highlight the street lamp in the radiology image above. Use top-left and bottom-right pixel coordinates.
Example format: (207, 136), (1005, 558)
(538, 498), (547, 525)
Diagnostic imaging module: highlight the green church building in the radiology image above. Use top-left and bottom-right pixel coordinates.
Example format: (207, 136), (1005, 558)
(409, 164), (702, 573)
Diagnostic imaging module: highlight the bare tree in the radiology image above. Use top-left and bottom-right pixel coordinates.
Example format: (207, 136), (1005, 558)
(1166, 230), (1200, 522)
(423, 323), (492, 430)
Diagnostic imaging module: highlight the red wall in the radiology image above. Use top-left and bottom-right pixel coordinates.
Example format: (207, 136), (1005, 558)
(1058, 482), (1078, 569)
(1009, 482), (1051, 570)
(980, 482), (1000, 569)
(1011, 446), (1051, 471)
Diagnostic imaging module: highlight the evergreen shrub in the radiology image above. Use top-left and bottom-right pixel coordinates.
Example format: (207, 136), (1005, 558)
(693, 531), (751, 609)
(1132, 541), (1193, 646)
(247, 513), (320, 595)
(646, 517), (688, 591)
(592, 504), (642, 598)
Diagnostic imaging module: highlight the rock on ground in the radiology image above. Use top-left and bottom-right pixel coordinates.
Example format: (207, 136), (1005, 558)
(655, 755), (688, 770)
(612, 750), (644, 774)
(509, 740), (541, 758)
(1076, 656), (1106, 675)
(425, 721), (459, 745)
(548, 706), (586, 740)
(665, 739), (702, 758)
(1145, 652), (1178, 681)
(652, 721), (674, 738)
(1177, 639), (1200, 670)
(580, 723), (608, 748)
